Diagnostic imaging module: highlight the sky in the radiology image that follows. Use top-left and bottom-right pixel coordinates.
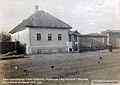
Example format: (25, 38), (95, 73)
(0, 0), (120, 34)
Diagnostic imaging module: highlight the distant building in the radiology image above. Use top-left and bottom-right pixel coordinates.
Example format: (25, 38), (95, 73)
(67, 30), (81, 52)
(102, 30), (120, 48)
(80, 33), (107, 51)
(9, 6), (72, 54)
(79, 33), (108, 51)
(67, 31), (107, 52)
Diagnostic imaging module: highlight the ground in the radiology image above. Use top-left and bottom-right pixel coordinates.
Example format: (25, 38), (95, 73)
(0, 49), (120, 85)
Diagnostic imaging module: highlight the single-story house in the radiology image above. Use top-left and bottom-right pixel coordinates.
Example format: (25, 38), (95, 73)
(79, 33), (108, 51)
(67, 31), (107, 52)
(101, 30), (120, 48)
(9, 7), (72, 54)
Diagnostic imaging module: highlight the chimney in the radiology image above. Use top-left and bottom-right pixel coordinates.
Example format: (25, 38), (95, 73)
(35, 5), (39, 13)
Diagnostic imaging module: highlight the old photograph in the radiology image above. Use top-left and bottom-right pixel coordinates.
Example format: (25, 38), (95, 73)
(0, 0), (120, 85)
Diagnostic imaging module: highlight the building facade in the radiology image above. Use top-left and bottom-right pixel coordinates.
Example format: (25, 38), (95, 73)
(67, 30), (81, 52)
(10, 10), (72, 54)
(102, 30), (120, 48)
(67, 31), (108, 52)
(79, 33), (107, 51)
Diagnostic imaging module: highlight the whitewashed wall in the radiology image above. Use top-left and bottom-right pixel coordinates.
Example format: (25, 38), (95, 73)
(27, 28), (69, 54)
(11, 28), (29, 45)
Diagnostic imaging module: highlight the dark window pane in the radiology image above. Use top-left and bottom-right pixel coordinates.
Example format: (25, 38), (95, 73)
(58, 34), (62, 40)
(74, 35), (77, 42)
(48, 34), (52, 41)
(37, 33), (41, 40)
(69, 35), (71, 42)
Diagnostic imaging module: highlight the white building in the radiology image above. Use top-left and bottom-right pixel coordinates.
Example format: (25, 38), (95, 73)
(9, 7), (72, 54)
(102, 30), (120, 48)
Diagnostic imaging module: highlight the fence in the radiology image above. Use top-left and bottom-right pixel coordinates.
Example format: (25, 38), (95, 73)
(0, 42), (19, 54)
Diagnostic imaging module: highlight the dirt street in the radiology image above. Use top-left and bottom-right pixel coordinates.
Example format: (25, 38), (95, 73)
(0, 49), (120, 85)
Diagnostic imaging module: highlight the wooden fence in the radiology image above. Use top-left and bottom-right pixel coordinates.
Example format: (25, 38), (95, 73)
(0, 42), (19, 54)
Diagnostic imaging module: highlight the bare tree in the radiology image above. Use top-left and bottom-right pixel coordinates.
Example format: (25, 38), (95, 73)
(0, 31), (11, 42)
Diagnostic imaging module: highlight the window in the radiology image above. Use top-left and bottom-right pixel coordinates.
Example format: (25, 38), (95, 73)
(74, 35), (77, 42)
(69, 35), (71, 42)
(48, 34), (52, 41)
(37, 33), (41, 40)
(58, 34), (62, 40)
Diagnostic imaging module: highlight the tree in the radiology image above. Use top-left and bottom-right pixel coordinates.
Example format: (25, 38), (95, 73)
(0, 31), (11, 42)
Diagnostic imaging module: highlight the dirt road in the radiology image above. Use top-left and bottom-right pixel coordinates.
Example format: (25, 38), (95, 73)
(0, 49), (120, 85)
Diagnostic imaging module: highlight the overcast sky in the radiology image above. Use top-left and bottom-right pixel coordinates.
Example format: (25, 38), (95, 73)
(0, 0), (120, 34)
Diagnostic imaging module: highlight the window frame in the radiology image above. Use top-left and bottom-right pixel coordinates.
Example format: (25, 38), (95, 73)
(58, 34), (62, 41)
(37, 33), (41, 41)
(48, 34), (52, 41)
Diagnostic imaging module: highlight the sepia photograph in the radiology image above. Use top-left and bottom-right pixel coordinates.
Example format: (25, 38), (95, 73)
(0, 0), (120, 85)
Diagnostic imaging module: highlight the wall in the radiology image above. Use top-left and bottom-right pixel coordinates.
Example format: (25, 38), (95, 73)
(67, 34), (80, 52)
(107, 33), (120, 48)
(11, 28), (29, 45)
(27, 28), (69, 54)
(79, 36), (107, 51)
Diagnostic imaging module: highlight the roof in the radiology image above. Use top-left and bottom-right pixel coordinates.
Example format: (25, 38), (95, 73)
(101, 30), (120, 34)
(81, 33), (107, 37)
(69, 30), (81, 35)
(9, 10), (72, 34)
